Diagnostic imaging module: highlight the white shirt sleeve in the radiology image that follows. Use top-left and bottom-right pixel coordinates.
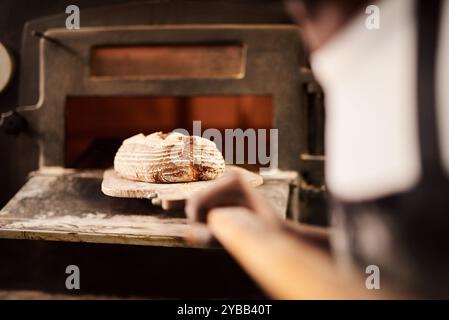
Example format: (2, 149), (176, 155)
(310, 0), (449, 201)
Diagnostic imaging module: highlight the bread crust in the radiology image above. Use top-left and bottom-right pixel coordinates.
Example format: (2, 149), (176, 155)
(114, 132), (225, 183)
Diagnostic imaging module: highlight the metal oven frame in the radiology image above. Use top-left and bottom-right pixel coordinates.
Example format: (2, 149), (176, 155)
(19, 25), (305, 172)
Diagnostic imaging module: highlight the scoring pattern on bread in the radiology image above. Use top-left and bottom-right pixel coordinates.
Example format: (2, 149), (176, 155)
(114, 132), (225, 183)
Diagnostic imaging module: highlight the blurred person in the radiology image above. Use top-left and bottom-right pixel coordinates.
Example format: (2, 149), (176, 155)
(186, 0), (449, 298)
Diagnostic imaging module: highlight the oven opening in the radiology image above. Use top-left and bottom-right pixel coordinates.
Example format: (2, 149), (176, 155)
(65, 96), (273, 171)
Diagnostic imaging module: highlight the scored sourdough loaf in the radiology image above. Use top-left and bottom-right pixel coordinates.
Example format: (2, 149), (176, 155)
(114, 132), (225, 183)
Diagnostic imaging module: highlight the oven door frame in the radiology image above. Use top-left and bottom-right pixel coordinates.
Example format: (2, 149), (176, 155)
(18, 25), (305, 173)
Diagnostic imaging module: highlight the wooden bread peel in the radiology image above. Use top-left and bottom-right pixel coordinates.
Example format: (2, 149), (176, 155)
(102, 165), (263, 210)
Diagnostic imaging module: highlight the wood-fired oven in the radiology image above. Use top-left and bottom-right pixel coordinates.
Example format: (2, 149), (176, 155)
(0, 1), (324, 298)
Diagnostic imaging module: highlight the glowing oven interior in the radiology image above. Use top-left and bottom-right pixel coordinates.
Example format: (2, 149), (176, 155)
(65, 95), (273, 171)
(64, 43), (273, 170)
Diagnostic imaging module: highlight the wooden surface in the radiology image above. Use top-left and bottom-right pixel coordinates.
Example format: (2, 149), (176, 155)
(0, 290), (142, 300)
(0, 168), (292, 248)
(102, 165), (263, 210)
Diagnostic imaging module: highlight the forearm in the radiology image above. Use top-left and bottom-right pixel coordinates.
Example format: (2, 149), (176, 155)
(281, 219), (331, 250)
(207, 207), (391, 299)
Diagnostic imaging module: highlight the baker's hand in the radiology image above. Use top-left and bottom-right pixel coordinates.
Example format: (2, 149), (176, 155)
(185, 172), (280, 224)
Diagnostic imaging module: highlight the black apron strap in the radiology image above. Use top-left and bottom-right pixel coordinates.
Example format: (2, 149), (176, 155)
(416, 0), (444, 183)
